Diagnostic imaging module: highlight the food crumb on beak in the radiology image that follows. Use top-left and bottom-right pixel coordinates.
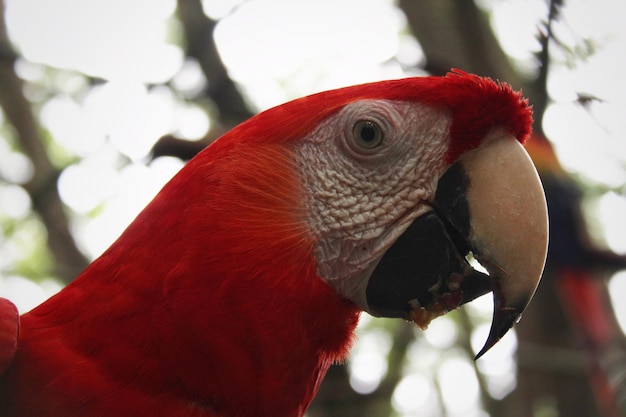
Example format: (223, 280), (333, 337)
(407, 288), (464, 330)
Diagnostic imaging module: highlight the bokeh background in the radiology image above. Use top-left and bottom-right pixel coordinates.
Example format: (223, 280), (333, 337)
(1, 0), (625, 416)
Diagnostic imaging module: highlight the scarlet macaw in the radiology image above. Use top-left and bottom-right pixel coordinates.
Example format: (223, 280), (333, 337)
(0, 70), (548, 416)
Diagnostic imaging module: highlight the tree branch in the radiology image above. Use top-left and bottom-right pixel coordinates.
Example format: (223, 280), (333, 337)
(151, 0), (254, 161)
(0, 0), (88, 284)
(176, 0), (253, 127)
(398, 0), (520, 84)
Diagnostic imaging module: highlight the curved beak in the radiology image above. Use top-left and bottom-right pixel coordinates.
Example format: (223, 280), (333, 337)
(457, 137), (548, 358)
(365, 134), (548, 359)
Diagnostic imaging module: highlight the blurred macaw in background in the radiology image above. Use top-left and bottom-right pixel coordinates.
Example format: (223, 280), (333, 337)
(515, 134), (626, 417)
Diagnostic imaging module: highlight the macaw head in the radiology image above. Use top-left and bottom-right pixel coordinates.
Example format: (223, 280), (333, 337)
(237, 70), (547, 358)
(146, 70), (547, 362)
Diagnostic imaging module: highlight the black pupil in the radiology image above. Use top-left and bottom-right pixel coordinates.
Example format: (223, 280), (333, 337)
(360, 122), (377, 143)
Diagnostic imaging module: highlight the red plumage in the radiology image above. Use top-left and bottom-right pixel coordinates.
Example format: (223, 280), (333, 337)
(227, 69), (531, 161)
(2, 141), (359, 416)
(0, 71), (535, 416)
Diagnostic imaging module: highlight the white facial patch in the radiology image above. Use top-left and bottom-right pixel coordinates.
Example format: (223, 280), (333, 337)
(294, 99), (452, 307)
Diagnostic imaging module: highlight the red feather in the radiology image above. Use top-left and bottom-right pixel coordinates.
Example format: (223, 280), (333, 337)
(229, 69), (532, 163)
(0, 299), (18, 376)
(2, 140), (358, 416)
(0, 71), (530, 416)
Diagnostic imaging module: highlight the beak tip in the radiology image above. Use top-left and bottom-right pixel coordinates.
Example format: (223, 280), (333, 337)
(457, 138), (548, 360)
(474, 301), (525, 360)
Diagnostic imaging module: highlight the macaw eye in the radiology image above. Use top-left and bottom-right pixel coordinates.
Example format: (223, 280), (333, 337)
(352, 120), (383, 149)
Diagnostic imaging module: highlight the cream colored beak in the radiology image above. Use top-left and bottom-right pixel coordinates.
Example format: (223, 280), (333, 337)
(460, 135), (549, 358)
